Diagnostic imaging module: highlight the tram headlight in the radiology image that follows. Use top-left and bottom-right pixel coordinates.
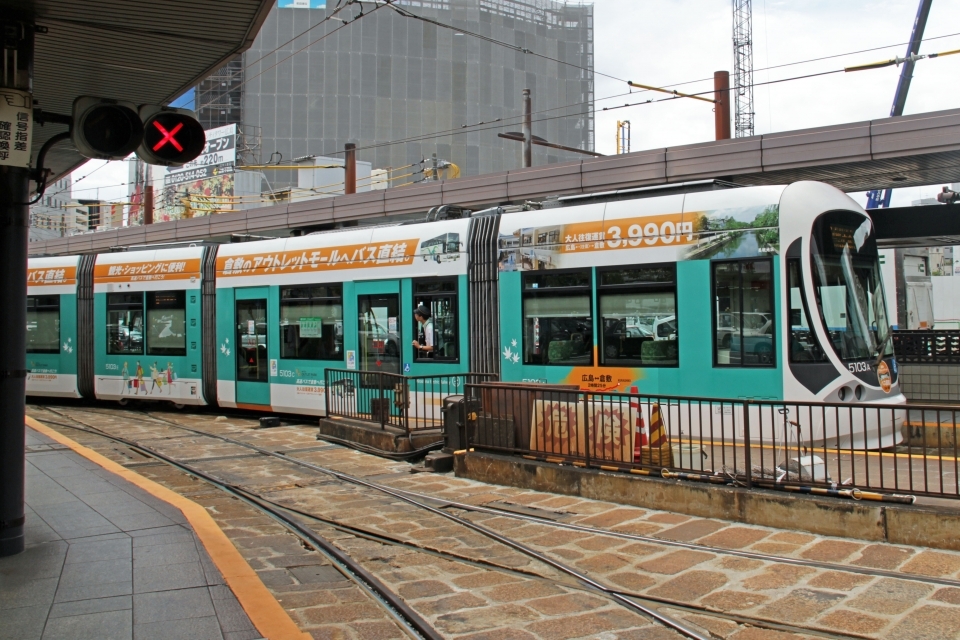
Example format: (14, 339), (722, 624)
(855, 385), (864, 400)
(838, 387), (848, 401)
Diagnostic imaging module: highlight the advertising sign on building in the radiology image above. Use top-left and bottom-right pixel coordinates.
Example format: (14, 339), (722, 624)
(163, 124), (237, 219)
(165, 124), (236, 187)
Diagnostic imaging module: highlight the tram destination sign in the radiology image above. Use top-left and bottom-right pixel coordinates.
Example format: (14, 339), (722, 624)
(164, 124), (236, 187)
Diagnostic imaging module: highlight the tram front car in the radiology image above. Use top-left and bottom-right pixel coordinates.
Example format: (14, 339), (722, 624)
(780, 181), (904, 449)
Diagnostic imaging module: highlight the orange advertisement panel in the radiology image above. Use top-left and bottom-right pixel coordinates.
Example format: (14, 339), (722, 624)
(94, 259), (202, 284)
(561, 213), (695, 253)
(217, 238), (419, 277)
(28, 266), (77, 287)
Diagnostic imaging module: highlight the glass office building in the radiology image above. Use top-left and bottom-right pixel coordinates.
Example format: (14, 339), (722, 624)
(197, 0), (594, 186)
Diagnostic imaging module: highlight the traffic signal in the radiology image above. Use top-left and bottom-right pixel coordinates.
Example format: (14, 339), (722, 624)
(136, 105), (205, 166)
(71, 96), (144, 160)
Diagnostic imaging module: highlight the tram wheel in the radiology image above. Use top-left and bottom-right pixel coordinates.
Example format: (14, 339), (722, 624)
(117, 398), (129, 407)
(172, 402), (186, 410)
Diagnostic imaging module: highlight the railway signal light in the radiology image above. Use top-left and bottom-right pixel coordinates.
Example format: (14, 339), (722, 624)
(136, 105), (205, 166)
(71, 96), (144, 160)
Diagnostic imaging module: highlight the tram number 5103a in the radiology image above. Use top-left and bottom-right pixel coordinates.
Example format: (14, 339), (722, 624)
(848, 361), (873, 373)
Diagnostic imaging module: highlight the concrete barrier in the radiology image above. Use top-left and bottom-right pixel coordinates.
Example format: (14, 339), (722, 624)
(455, 451), (960, 551)
(317, 416), (442, 453)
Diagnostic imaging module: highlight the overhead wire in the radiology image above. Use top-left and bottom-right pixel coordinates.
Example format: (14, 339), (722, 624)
(52, 31), (960, 198)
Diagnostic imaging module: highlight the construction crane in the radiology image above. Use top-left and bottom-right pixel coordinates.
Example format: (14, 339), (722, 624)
(865, 0), (934, 209)
(732, 0), (754, 138)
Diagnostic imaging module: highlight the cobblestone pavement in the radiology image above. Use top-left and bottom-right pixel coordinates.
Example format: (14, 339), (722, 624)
(28, 405), (960, 640)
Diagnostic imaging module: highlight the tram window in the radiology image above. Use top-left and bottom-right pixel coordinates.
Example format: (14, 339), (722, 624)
(787, 260), (827, 363)
(522, 270), (593, 366)
(26, 295), (60, 354)
(598, 265), (678, 367)
(413, 279), (458, 362)
(280, 285), (343, 360)
(713, 259), (775, 367)
(107, 292), (144, 355)
(146, 291), (186, 356)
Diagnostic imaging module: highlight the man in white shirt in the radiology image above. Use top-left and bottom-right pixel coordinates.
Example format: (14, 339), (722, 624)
(412, 304), (434, 358)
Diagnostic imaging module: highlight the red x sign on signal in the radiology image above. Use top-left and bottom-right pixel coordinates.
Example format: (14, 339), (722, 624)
(152, 121), (184, 152)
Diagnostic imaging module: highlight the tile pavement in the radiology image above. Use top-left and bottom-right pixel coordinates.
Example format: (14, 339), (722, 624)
(0, 428), (262, 640)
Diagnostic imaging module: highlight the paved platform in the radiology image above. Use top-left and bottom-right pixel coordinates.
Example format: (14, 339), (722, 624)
(0, 428), (262, 640)
(26, 404), (960, 639)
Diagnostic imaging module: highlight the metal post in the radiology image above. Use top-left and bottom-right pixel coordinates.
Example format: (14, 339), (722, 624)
(0, 18), (34, 557)
(344, 142), (356, 194)
(143, 185), (153, 225)
(431, 153), (438, 181)
(742, 400), (753, 488)
(713, 71), (731, 140)
(521, 88), (532, 168)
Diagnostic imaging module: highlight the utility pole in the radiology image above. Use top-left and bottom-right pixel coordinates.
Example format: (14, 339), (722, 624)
(143, 185), (154, 225)
(714, 71), (732, 140)
(521, 88), (532, 168)
(0, 18), (35, 557)
(732, 0), (755, 138)
(344, 142), (357, 194)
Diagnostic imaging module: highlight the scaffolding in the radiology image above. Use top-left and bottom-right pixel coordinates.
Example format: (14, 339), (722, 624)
(616, 120), (630, 155)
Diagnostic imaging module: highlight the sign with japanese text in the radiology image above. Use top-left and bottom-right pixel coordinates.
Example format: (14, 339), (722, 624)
(0, 89), (32, 168)
(165, 124), (235, 186)
(27, 266), (77, 287)
(299, 318), (322, 337)
(563, 213), (695, 254)
(94, 258), (202, 284)
(217, 239), (418, 278)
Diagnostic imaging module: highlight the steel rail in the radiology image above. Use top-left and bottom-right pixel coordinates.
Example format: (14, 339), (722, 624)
(37, 411), (869, 640)
(35, 413), (442, 640)
(66, 404), (960, 591)
(36, 406), (710, 640)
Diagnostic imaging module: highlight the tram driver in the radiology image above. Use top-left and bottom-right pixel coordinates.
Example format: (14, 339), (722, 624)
(412, 304), (434, 358)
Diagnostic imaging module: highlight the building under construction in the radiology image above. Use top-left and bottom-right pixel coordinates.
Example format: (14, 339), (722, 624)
(195, 0), (594, 186)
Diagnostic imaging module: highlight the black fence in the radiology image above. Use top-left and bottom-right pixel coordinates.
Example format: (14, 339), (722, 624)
(893, 330), (960, 364)
(463, 382), (960, 499)
(324, 369), (497, 433)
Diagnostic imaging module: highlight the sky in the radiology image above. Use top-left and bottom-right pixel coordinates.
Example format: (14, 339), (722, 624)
(69, 0), (960, 208)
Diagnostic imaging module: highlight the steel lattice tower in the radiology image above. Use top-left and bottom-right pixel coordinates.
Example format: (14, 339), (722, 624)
(732, 0), (754, 138)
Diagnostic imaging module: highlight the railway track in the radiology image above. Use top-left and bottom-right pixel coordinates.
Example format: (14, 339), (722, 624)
(30, 403), (960, 639)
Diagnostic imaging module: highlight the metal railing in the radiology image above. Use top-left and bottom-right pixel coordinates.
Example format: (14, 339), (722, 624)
(893, 330), (960, 364)
(325, 369), (498, 433)
(464, 382), (960, 499)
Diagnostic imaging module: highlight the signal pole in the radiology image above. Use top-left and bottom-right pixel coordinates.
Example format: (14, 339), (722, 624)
(522, 88), (532, 168)
(0, 18), (35, 557)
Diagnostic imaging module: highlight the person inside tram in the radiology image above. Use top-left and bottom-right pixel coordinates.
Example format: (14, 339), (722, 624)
(412, 304), (434, 359)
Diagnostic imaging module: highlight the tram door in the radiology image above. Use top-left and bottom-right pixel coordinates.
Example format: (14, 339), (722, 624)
(235, 287), (270, 407)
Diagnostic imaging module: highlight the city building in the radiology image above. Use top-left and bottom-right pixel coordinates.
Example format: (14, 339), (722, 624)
(29, 175), (75, 242)
(192, 0), (594, 189)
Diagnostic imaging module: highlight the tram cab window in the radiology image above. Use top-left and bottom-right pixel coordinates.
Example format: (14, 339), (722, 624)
(787, 260), (827, 363)
(598, 265), (678, 367)
(713, 259), (775, 367)
(146, 291), (186, 356)
(280, 285), (343, 360)
(107, 293), (145, 355)
(413, 279), (458, 362)
(26, 295), (60, 354)
(522, 270), (593, 366)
